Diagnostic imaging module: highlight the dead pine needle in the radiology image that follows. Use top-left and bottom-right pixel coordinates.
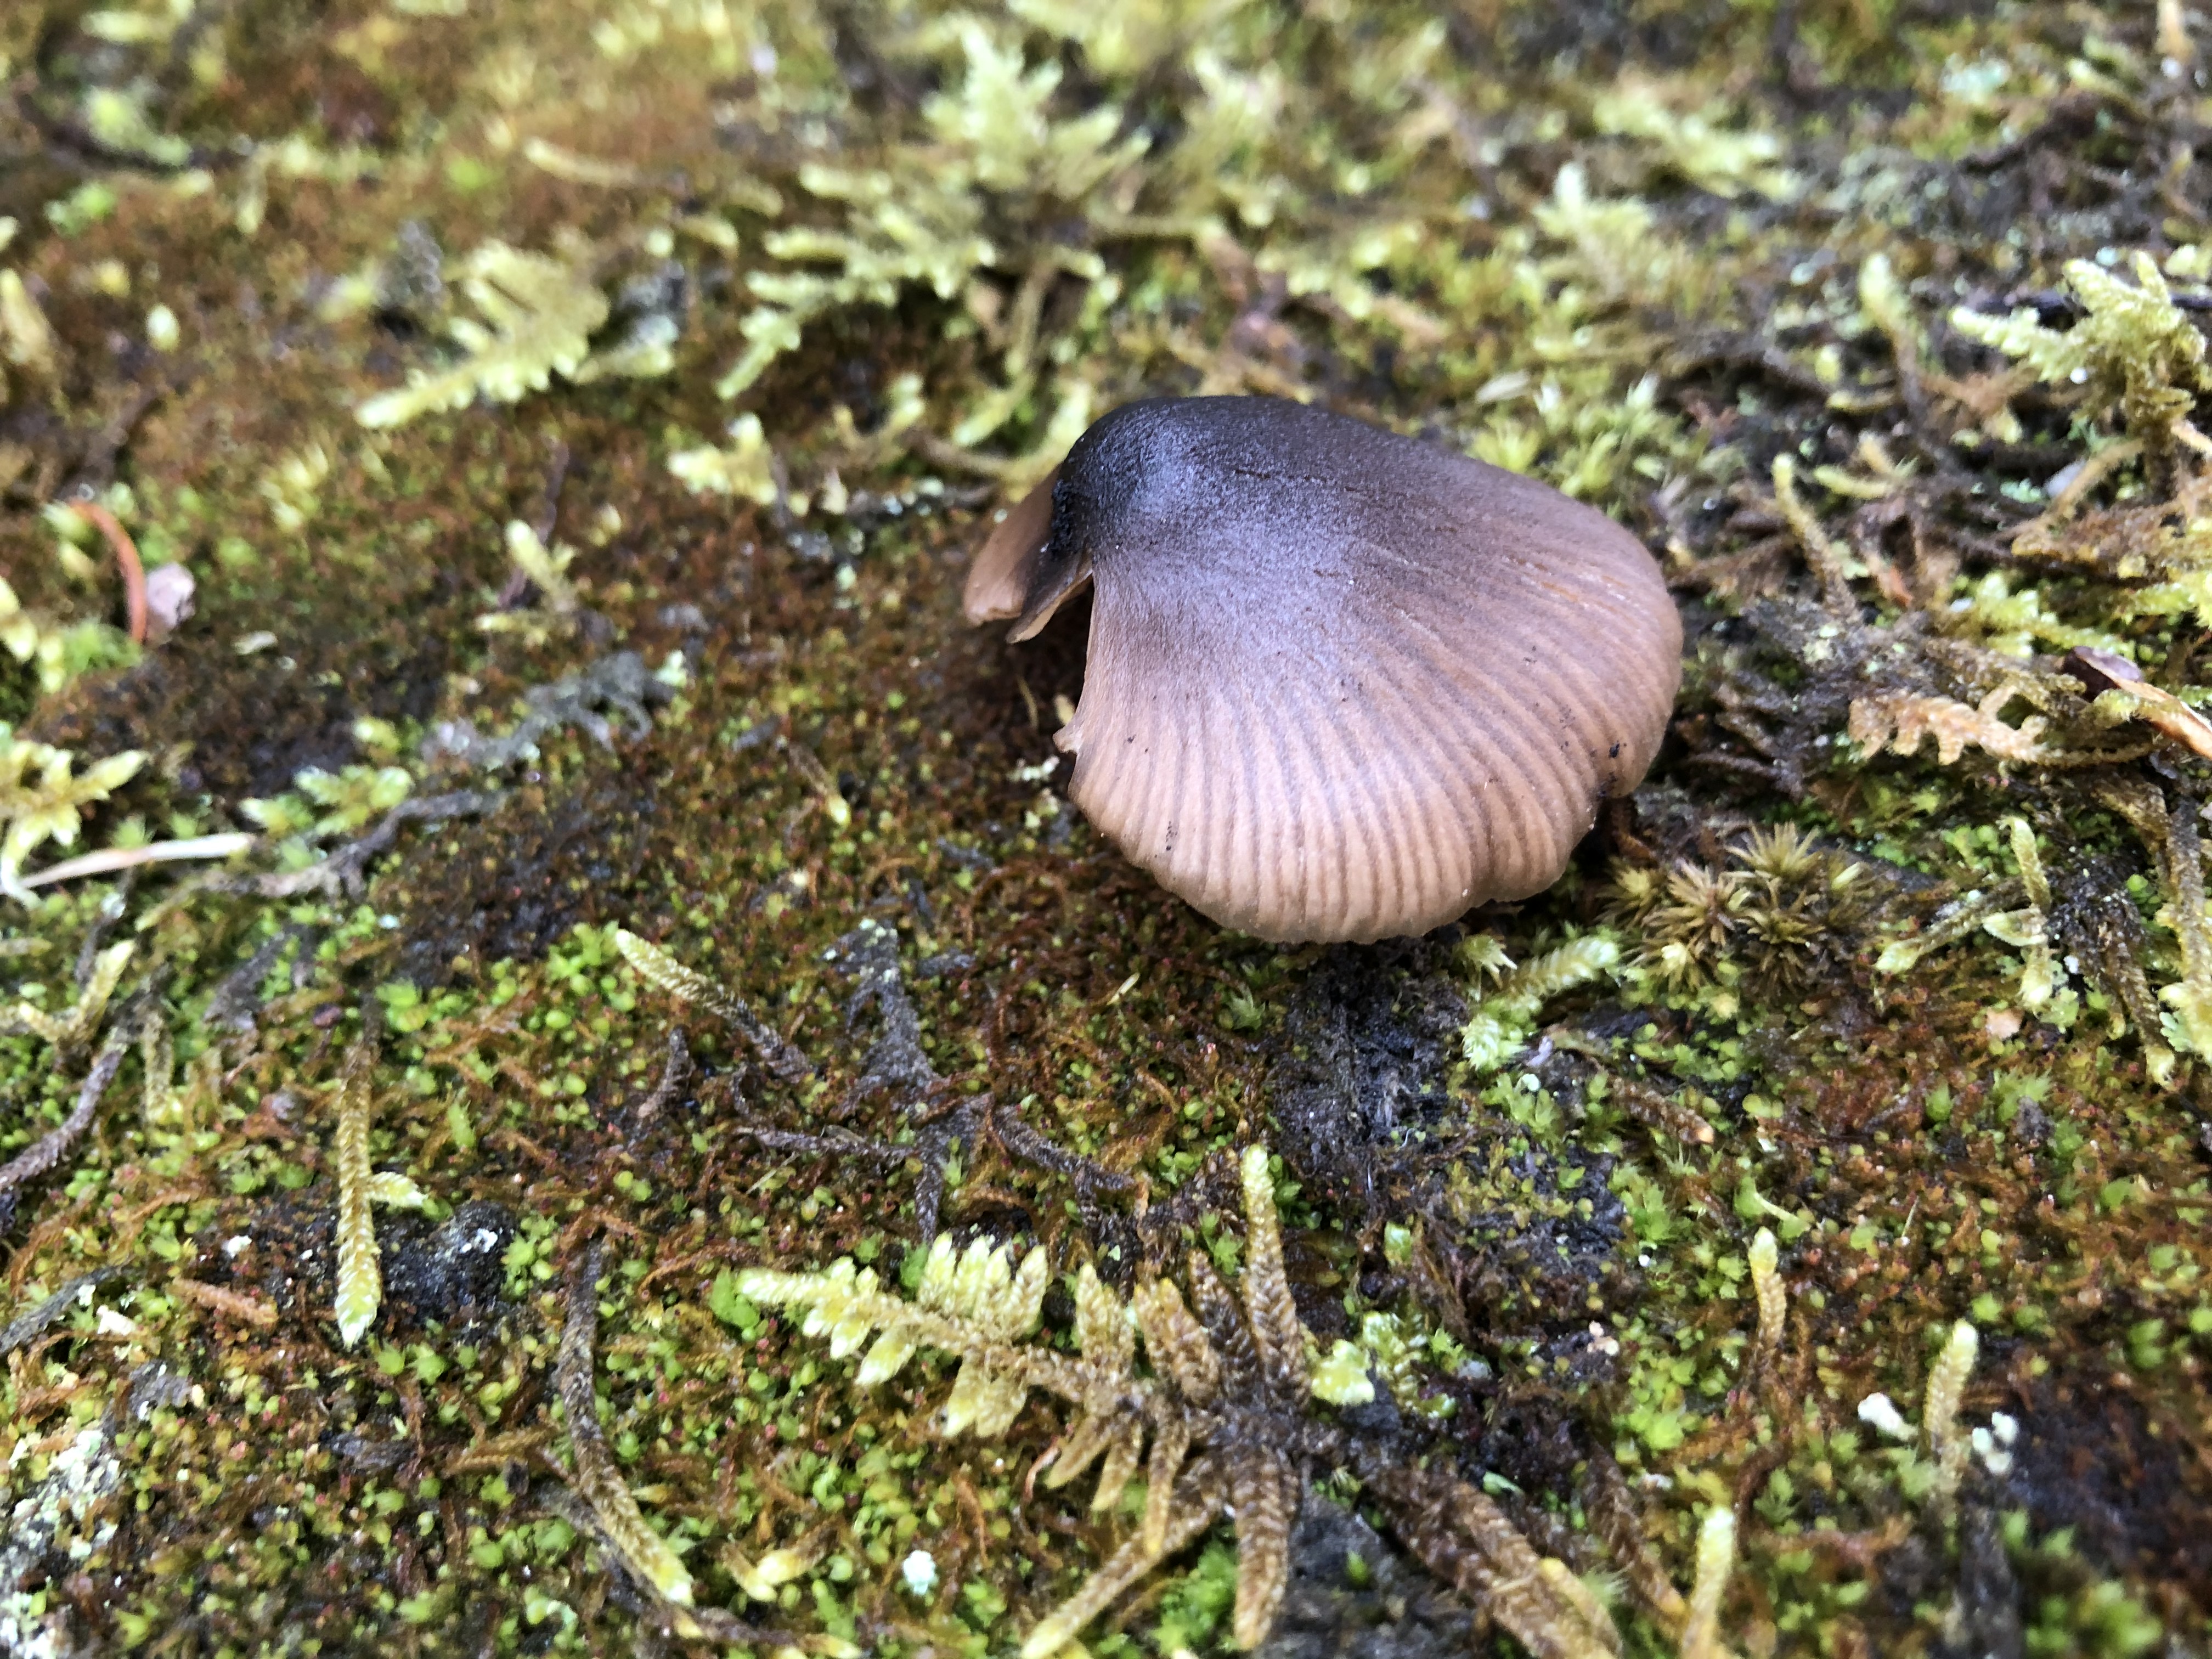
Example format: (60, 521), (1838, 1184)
(22, 832), (255, 889)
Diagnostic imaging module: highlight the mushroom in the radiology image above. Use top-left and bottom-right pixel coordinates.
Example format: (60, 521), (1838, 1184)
(964, 396), (1681, 944)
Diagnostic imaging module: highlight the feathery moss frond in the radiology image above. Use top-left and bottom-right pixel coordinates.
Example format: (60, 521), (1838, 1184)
(710, 19), (1141, 404)
(1363, 1461), (1621, 1659)
(1748, 1227), (1785, 1355)
(0, 579), (123, 697)
(1953, 253), (2210, 458)
(0, 268), (58, 388)
(743, 1142), (1625, 1657)
(1924, 1319), (1979, 1512)
(612, 927), (812, 1080)
(1848, 688), (2057, 766)
(0, 730), (145, 901)
(357, 242), (612, 428)
(1980, 819), (2059, 1009)
(292, 764), (413, 837)
(331, 1037), (381, 1349)
(477, 520), (582, 639)
(1592, 75), (1797, 200)
(1234, 1145), (1304, 1395)
(1461, 934), (1621, 1070)
(1679, 1506), (1736, 1659)
(1005, 0), (1238, 76)
(668, 413), (780, 504)
(330, 1037), (433, 1348)
(1, 940), (132, 1046)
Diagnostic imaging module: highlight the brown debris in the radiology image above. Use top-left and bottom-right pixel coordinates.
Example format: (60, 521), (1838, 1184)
(2061, 646), (2212, 759)
(169, 1279), (278, 1327)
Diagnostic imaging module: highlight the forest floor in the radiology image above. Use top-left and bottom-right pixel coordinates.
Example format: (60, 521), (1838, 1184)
(2, 0), (2210, 1655)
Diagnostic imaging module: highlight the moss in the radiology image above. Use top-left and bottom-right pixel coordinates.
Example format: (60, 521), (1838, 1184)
(5, 0), (2212, 1654)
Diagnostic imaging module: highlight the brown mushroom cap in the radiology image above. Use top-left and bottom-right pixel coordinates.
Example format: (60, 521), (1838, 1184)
(964, 396), (1682, 944)
(962, 464), (1064, 629)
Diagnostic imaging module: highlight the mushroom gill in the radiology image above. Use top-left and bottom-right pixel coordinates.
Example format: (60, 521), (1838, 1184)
(962, 395), (1682, 945)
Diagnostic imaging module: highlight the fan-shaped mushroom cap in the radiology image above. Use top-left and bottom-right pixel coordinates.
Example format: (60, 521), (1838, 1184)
(964, 396), (1681, 944)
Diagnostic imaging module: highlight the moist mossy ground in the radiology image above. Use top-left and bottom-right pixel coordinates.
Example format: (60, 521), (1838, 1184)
(2, 0), (2211, 1655)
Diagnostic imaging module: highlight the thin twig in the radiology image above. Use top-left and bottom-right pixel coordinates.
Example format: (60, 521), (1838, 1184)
(991, 1094), (1137, 1194)
(246, 792), (500, 899)
(65, 500), (148, 645)
(905, 429), (1014, 478)
(630, 1030), (691, 1130)
(204, 923), (313, 1033)
(0, 1268), (122, 1356)
(727, 1115), (912, 1164)
(24, 833), (255, 889)
(0, 1028), (131, 1199)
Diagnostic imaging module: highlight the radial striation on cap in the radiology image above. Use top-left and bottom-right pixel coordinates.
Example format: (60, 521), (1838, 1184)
(964, 396), (1682, 945)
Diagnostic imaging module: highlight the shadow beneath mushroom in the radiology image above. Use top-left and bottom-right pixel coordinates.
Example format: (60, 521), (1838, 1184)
(1267, 937), (1470, 1228)
(992, 586), (1092, 744)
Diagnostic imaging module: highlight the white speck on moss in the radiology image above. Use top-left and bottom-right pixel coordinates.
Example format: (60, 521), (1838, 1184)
(1857, 1391), (1911, 1440)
